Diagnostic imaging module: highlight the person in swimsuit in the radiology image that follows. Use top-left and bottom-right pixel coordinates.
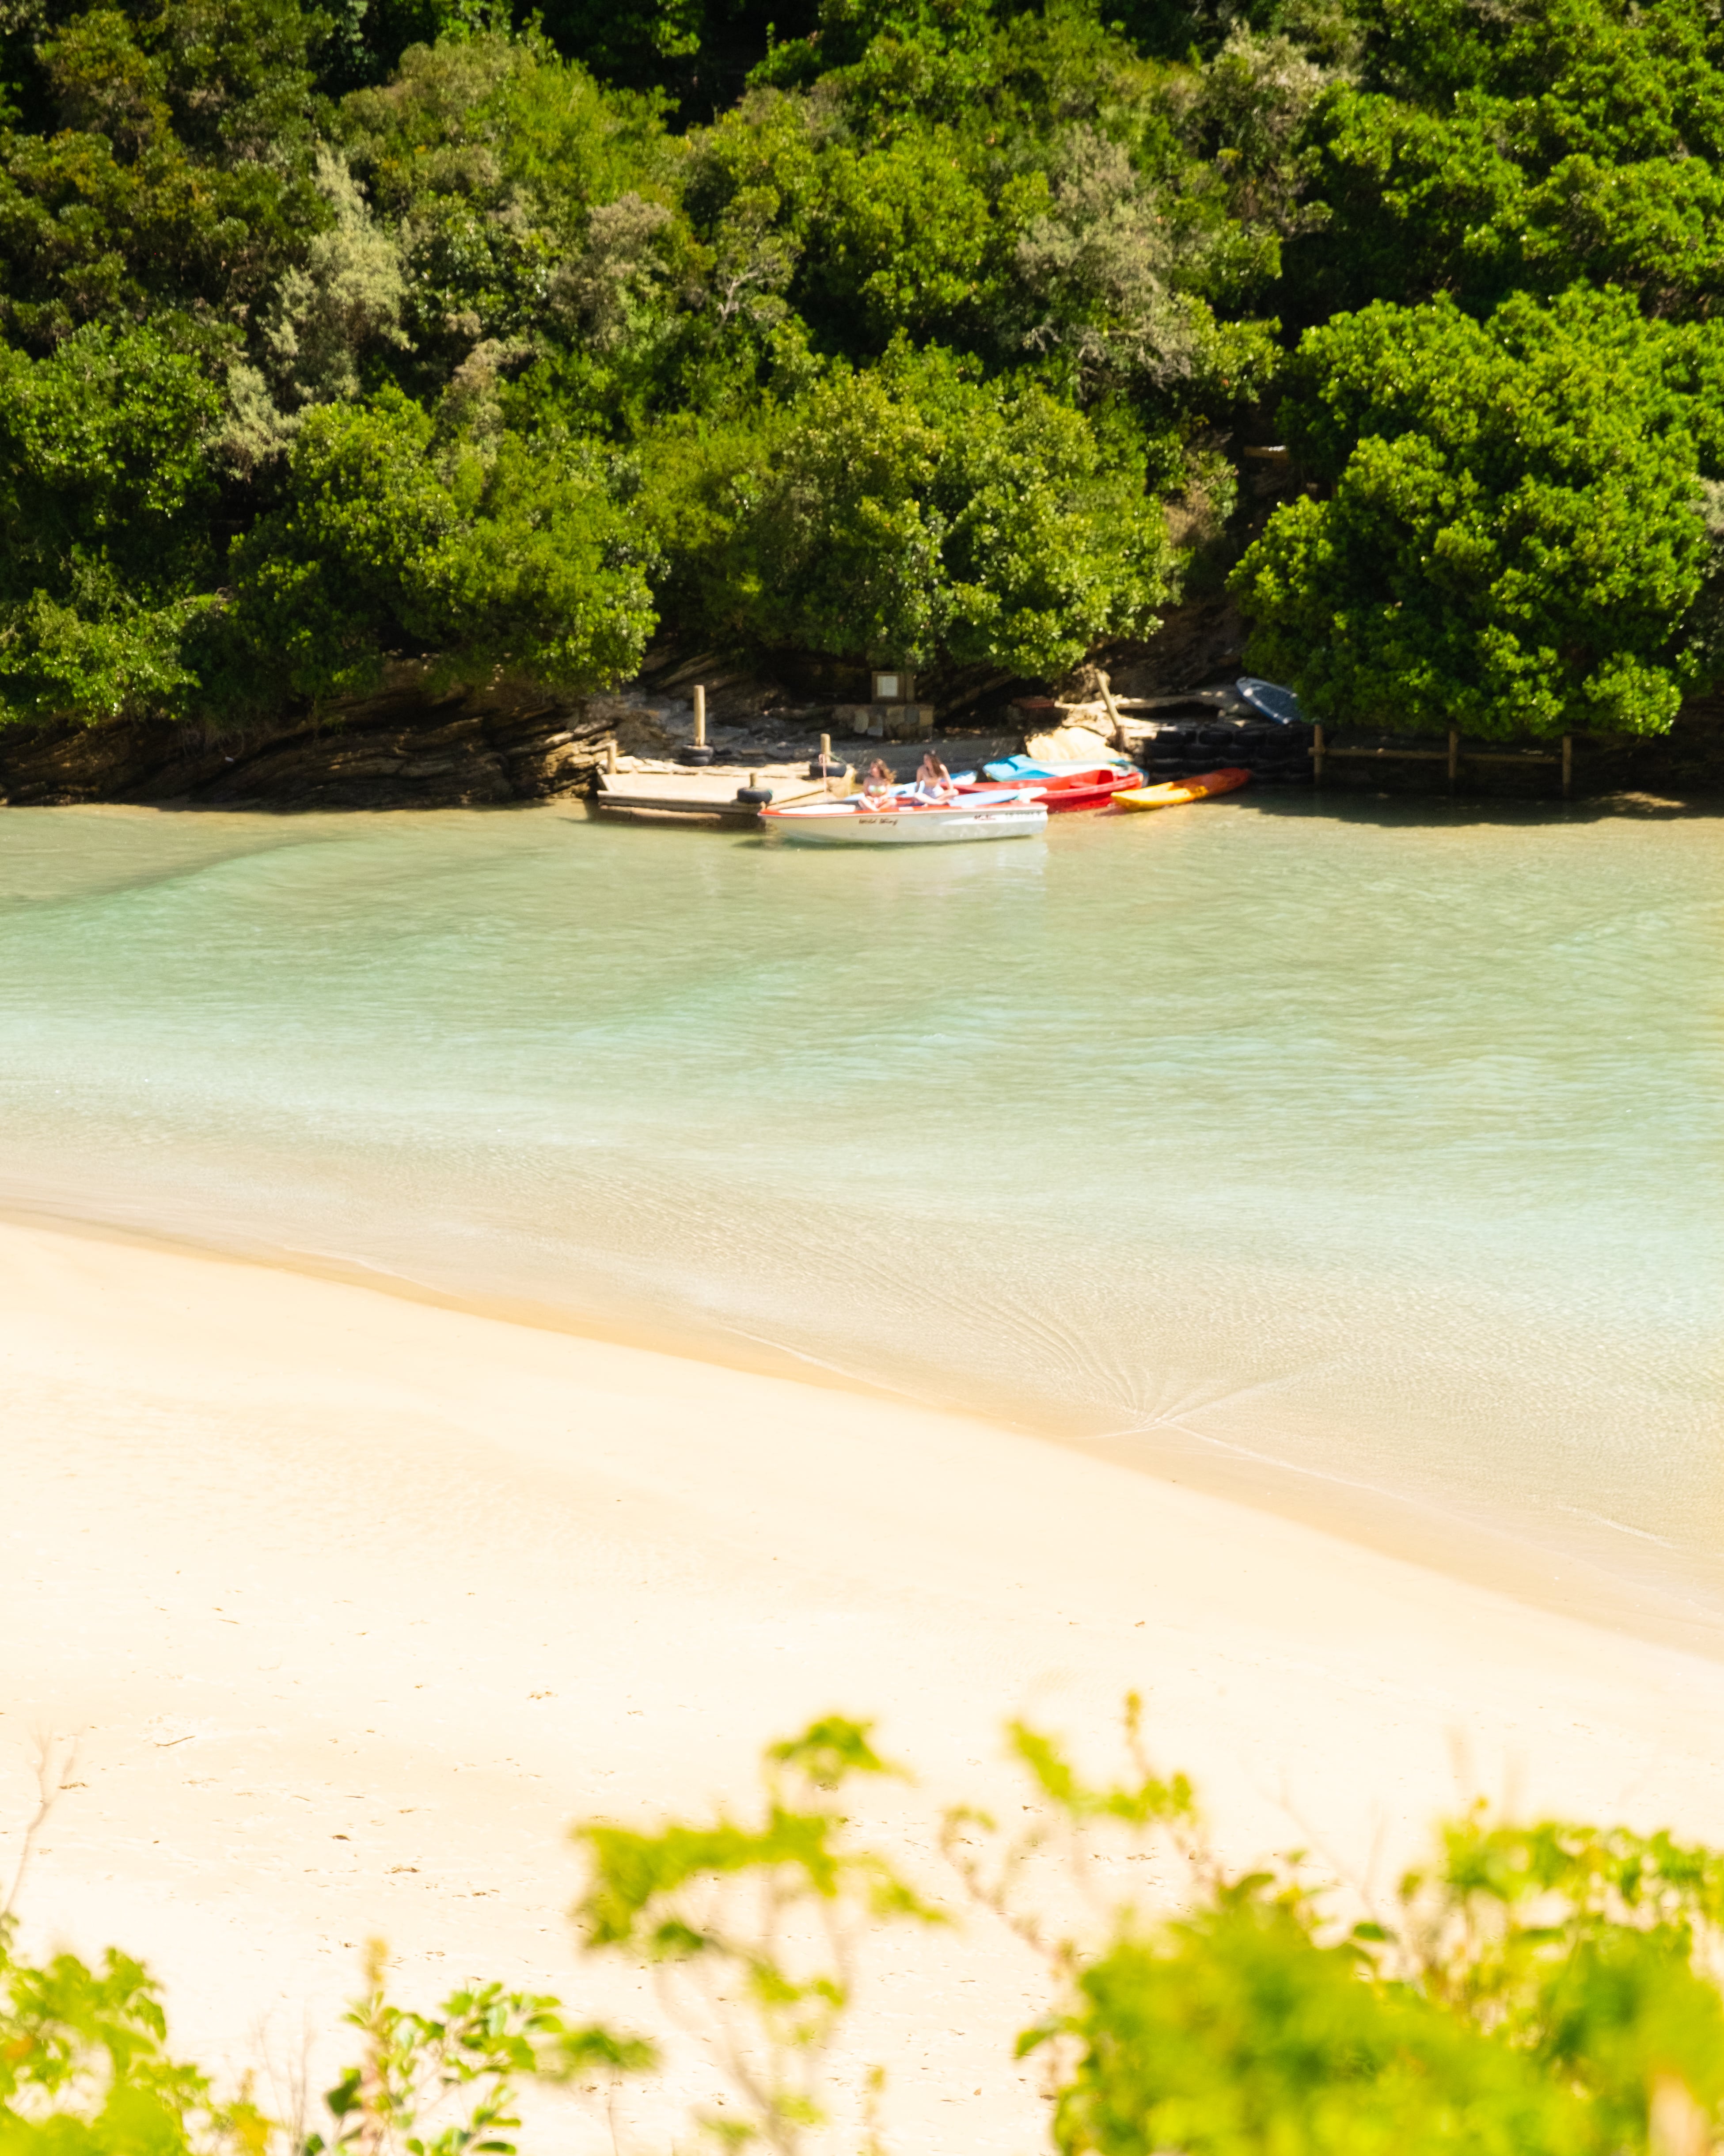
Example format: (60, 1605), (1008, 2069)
(858, 758), (898, 809)
(913, 751), (958, 804)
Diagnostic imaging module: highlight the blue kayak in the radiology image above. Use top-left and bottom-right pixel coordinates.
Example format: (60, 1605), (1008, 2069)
(982, 753), (1139, 783)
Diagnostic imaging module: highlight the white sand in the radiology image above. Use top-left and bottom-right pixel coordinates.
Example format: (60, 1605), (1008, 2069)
(5, 1213), (1724, 2150)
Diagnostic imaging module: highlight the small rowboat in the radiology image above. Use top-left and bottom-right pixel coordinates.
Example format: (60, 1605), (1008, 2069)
(973, 765), (1143, 813)
(759, 788), (1047, 845)
(1113, 767), (1252, 812)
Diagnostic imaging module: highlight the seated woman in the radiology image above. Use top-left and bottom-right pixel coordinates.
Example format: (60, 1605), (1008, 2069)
(912, 751), (958, 803)
(857, 758), (899, 809)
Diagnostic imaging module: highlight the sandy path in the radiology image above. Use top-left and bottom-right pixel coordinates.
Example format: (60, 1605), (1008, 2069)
(4, 1214), (1724, 2149)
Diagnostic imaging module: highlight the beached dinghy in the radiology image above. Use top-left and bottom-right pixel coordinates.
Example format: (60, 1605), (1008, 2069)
(759, 789), (1047, 845)
(1114, 766), (1251, 811)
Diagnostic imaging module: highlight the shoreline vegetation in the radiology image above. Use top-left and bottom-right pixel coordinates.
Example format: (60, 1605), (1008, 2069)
(11, 1214), (1724, 2147)
(4, 0), (1724, 766)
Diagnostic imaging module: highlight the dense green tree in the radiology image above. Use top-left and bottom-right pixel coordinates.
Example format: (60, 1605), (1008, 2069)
(1230, 289), (1724, 738)
(0, 0), (333, 357)
(0, 0), (1712, 735)
(654, 342), (1172, 671)
(1293, 0), (1724, 323)
(0, 323), (220, 721)
(221, 388), (656, 703)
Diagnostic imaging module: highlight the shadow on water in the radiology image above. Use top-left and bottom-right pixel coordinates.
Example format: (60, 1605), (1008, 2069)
(1227, 786), (1724, 830)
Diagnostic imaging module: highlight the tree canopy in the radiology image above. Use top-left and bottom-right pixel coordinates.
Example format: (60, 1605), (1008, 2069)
(1229, 290), (1724, 737)
(0, 0), (1719, 736)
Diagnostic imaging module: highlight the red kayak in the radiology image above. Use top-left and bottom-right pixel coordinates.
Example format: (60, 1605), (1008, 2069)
(959, 766), (1142, 814)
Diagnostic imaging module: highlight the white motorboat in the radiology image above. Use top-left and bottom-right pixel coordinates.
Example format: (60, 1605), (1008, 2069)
(759, 787), (1047, 845)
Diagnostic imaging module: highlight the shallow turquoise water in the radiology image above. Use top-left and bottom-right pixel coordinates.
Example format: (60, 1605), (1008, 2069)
(2, 796), (1720, 1614)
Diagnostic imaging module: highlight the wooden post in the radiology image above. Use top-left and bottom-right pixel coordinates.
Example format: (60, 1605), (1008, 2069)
(606, 738), (618, 775)
(1313, 722), (1325, 784)
(1561, 734), (1572, 799)
(1447, 728), (1458, 789)
(1096, 667), (1125, 747)
(693, 684), (706, 750)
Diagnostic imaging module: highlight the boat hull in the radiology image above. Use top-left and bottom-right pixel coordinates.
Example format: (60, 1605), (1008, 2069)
(964, 766), (1142, 813)
(1114, 767), (1252, 811)
(760, 796), (1048, 844)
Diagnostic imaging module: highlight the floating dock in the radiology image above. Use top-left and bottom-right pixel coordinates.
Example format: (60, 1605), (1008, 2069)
(593, 763), (853, 827)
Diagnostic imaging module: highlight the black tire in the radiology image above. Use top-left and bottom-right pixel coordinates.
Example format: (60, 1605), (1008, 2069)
(680, 746), (716, 766)
(736, 785), (774, 805)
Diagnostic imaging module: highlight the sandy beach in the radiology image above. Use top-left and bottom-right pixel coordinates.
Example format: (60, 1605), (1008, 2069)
(6, 1209), (1724, 2150)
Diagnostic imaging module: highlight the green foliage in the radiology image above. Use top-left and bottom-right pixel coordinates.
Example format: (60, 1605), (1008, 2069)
(573, 1714), (940, 2154)
(305, 1943), (652, 2156)
(953, 1700), (1724, 2156)
(12, 1713), (1724, 2156)
(1230, 289), (1720, 737)
(1397, 1811), (1724, 2144)
(1295, 0), (1724, 321)
(0, 324), (217, 583)
(0, 0), (331, 356)
(0, 1913), (268, 2154)
(1041, 1888), (1595, 2156)
(2, 0), (1722, 732)
(223, 388), (655, 703)
(655, 345), (1172, 671)
(0, 324), (219, 722)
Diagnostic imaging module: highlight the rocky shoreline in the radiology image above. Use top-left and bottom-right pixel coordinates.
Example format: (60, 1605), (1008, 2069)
(1, 627), (1721, 812)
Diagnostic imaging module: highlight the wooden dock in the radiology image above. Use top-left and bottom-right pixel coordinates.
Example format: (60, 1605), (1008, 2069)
(594, 763), (852, 826)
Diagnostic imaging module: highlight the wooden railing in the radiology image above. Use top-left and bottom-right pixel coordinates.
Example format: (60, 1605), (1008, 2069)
(1313, 726), (1574, 797)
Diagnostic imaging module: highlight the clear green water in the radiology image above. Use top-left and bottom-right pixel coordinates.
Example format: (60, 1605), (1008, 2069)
(2, 797), (1720, 1616)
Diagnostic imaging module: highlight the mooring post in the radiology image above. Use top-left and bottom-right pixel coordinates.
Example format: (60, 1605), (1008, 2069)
(1313, 722), (1325, 784)
(1447, 728), (1458, 790)
(693, 684), (706, 751)
(607, 738), (618, 775)
(1561, 734), (1572, 799)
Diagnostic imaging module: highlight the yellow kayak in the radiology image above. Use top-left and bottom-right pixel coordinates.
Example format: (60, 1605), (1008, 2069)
(1113, 766), (1251, 811)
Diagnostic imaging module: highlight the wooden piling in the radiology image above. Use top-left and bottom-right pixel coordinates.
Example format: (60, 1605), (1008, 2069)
(693, 684), (706, 750)
(1562, 734), (1572, 798)
(1313, 722), (1325, 784)
(1447, 729), (1458, 788)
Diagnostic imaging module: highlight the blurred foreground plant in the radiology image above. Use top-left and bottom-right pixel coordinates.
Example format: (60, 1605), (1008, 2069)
(940, 1696), (1724, 2156)
(571, 1715), (943, 2156)
(305, 1941), (653, 2156)
(7, 1710), (1724, 2155)
(0, 1910), (272, 2154)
